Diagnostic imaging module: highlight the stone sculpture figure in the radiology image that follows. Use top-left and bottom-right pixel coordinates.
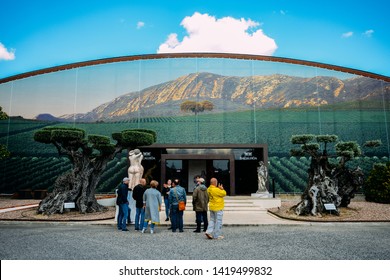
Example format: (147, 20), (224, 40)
(256, 161), (268, 193)
(128, 149), (144, 189)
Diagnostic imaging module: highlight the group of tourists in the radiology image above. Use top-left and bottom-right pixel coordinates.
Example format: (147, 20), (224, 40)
(116, 176), (227, 240)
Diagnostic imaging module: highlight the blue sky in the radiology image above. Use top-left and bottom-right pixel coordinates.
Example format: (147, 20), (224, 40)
(0, 0), (389, 79)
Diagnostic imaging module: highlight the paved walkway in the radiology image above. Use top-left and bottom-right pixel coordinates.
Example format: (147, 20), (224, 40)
(86, 209), (305, 226)
(94, 196), (306, 226)
(0, 196), (306, 226)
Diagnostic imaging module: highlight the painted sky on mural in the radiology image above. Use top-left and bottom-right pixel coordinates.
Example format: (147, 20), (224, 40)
(0, 0), (389, 79)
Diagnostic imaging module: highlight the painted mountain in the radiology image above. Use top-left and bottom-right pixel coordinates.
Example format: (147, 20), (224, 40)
(59, 72), (390, 122)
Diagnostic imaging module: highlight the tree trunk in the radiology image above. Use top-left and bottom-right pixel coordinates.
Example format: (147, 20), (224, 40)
(37, 171), (79, 215)
(77, 162), (108, 213)
(293, 157), (363, 216)
(293, 155), (341, 216)
(332, 166), (364, 207)
(37, 157), (108, 215)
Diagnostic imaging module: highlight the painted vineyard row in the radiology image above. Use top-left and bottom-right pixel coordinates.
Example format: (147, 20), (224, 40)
(0, 157), (72, 193)
(1, 109), (390, 157)
(115, 117), (178, 123)
(1, 121), (389, 158)
(268, 156), (390, 194)
(0, 156), (128, 194)
(0, 119), (54, 138)
(1, 155), (388, 195)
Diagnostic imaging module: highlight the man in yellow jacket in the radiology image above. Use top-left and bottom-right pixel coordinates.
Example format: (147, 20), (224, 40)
(205, 177), (227, 240)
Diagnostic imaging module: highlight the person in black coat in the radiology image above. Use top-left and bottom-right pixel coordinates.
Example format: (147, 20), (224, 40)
(116, 177), (130, 231)
(132, 178), (147, 230)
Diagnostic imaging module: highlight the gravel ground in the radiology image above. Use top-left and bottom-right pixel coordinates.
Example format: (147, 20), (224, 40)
(268, 200), (390, 222)
(1, 223), (390, 260)
(0, 198), (115, 221)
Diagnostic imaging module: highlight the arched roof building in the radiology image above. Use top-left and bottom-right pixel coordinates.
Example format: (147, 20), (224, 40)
(0, 53), (389, 195)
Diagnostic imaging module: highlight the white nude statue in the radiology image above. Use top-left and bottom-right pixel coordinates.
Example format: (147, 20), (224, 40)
(128, 149), (144, 189)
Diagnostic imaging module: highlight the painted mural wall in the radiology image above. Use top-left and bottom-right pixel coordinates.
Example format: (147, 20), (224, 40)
(0, 55), (389, 194)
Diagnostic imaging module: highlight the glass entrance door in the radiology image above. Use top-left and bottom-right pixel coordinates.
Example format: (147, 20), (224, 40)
(165, 159), (188, 191)
(206, 160), (230, 195)
(162, 153), (235, 195)
(188, 160), (207, 192)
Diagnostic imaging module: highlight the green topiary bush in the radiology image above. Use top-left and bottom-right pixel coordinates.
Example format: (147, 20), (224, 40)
(364, 162), (390, 204)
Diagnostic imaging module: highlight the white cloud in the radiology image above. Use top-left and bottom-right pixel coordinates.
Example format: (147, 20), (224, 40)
(157, 12), (277, 55)
(363, 29), (374, 37)
(137, 21), (145, 29)
(342, 31), (353, 38)
(0, 42), (15, 60)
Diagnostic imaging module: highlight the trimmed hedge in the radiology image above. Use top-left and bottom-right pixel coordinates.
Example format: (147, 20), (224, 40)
(51, 129), (84, 142)
(121, 130), (154, 147)
(364, 162), (390, 204)
(291, 134), (315, 144)
(34, 127), (85, 143)
(122, 129), (157, 142)
(88, 134), (111, 145)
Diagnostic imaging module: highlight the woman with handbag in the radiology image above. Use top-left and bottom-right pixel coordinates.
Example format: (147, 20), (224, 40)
(168, 179), (187, 232)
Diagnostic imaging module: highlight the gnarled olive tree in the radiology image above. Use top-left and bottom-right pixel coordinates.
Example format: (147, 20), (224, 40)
(290, 134), (379, 216)
(34, 127), (156, 215)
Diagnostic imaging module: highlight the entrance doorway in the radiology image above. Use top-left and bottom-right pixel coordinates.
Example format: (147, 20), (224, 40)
(187, 159), (230, 193)
(188, 160), (207, 192)
(162, 154), (235, 195)
(144, 144), (268, 196)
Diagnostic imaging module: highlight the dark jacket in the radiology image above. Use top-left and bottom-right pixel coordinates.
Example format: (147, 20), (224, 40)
(132, 183), (146, 208)
(192, 184), (209, 212)
(161, 186), (170, 199)
(116, 183), (129, 205)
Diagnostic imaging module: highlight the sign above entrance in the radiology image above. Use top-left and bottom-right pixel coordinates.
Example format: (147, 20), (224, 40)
(166, 148), (231, 155)
(239, 151), (258, 161)
(142, 151), (156, 160)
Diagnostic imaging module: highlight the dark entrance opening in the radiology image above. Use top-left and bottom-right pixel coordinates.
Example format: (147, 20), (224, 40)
(162, 154), (234, 195)
(209, 160), (230, 194)
(235, 160), (258, 195)
(142, 144), (268, 196)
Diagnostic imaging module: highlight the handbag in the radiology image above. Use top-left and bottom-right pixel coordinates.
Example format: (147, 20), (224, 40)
(178, 201), (186, 211)
(175, 188), (186, 211)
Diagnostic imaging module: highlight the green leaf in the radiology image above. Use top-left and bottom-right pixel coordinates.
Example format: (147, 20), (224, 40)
(34, 130), (52, 144)
(291, 134), (315, 144)
(88, 135), (110, 145)
(0, 144), (10, 160)
(302, 143), (319, 152)
(290, 149), (305, 157)
(95, 144), (116, 155)
(121, 131), (154, 148)
(123, 129), (157, 142)
(316, 134), (338, 143)
(51, 130), (84, 142)
(335, 141), (361, 158)
(364, 140), (382, 148)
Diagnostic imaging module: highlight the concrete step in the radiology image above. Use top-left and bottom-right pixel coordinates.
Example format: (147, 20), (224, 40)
(122, 196), (281, 211)
(159, 198), (278, 211)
